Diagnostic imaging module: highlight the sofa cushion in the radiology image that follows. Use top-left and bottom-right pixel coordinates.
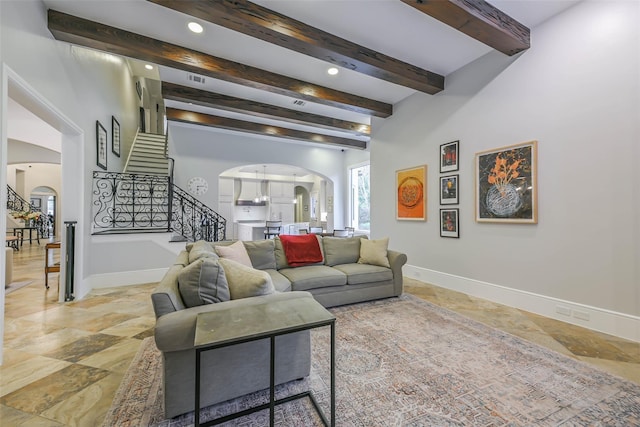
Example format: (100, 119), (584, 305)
(188, 240), (218, 264)
(218, 258), (276, 299)
(323, 236), (364, 266)
(358, 237), (390, 268)
(332, 263), (393, 285)
(243, 240), (277, 270)
(178, 258), (230, 307)
(278, 265), (346, 291)
(264, 269), (292, 292)
(215, 240), (252, 267)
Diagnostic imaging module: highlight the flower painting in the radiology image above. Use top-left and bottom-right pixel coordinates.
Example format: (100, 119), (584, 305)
(396, 165), (426, 221)
(475, 141), (537, 223)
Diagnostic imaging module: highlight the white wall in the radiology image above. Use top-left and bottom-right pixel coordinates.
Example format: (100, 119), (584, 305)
(372, 0), (639, 338)
(1, 0), (140, 297)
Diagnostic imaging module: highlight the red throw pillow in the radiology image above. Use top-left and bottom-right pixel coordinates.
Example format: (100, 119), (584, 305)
(279, 234), (323, 267)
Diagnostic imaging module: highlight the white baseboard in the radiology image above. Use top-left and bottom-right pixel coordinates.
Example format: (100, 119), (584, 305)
(87, 267), (169, 289)
(404, 265), (640, 343)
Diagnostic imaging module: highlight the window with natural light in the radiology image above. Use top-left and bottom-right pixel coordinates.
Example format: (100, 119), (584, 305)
(350, 164), (370, 232)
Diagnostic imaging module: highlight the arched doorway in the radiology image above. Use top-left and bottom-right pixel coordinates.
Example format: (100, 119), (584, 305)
(218, 163), (335, 238)
(31, 186), (58, 237)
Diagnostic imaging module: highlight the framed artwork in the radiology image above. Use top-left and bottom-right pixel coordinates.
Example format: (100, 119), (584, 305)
(396, 165), (427, 221)
(440, 140), (459, 173)
(96, 120), (107, 170)
(440, 208), (459, 238)
(30, 198), (41, 209)
(475, 140), (538, 223)
(440, 174), (459, 205)
(111, 116), (121, 157)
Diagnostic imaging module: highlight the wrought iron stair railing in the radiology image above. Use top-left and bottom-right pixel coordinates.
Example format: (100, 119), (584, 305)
(6, 185), (53, 238)
(91, 171), (226, 242)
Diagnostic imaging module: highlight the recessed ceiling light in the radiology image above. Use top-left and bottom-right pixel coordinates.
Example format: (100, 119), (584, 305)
(188, 22), (203, 34)
(145, 64), (153, 70)
(327, 67), (339, 76)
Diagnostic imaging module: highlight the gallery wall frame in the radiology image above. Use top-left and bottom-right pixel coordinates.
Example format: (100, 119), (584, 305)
(396, 165), (427, 221)
(475, 140), (538, 223)
(440, 140), (459, 173)
(111, 116), (121, 157)
(96, 120), (107, 170)
(440, 174), (459, 205)
(440, 208), (459, 238)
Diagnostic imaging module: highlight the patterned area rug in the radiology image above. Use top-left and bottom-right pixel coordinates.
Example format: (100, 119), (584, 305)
(104, 295), (640, 426)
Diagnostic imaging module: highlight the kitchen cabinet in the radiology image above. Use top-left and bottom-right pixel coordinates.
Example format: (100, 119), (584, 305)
(269, 182), (294, 203)
(269, 202), (294, 224)
(219, 177), (234, 203)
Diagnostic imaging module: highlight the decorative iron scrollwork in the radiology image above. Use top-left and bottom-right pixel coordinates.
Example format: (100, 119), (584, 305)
(91, 171), (226, 241)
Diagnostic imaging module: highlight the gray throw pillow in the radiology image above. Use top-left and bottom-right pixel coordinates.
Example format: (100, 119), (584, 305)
(178, 258), (230, 307)
(323, 236), (362, 266)
(188, 240), (218, 264)
(243, 239), (277, 270)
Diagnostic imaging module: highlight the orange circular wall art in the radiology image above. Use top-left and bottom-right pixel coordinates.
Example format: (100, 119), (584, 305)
(396, 165), (427, 221)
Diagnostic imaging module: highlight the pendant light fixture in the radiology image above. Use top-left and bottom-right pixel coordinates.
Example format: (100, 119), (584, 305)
(292, 174), (298, 204)
(261, 165), (269, 202)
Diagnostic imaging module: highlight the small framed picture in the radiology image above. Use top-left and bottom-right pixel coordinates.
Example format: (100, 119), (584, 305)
(96, 120), (107, 170)
(111, 116), (121, 157)
(440, 208), (459, 238)
(440, 140), (459, 173)
(440, 174), (459, 205)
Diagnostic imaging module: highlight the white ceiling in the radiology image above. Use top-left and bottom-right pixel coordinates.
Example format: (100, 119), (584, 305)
(19, 0), (580, 159)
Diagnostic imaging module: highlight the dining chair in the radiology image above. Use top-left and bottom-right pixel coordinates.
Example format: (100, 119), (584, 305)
(333, 229), (349, 237)
(264, 221), (282, 239)
(345, 226), (355, 237)
(309, 227), (323, 234)
(298, 229), (309, 234)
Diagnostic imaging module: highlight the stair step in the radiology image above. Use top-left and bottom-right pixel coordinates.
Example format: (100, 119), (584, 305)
(135, 140), (164, 151)
(130, 152), (167, 160)
(125, 170), (169, 176)
(128, 160), (169, 168)
(126, 167), (169, 174)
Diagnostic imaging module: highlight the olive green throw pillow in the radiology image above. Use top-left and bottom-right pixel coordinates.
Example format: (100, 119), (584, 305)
(358, 237), (390, 268)
(218, 258), (276, 300)
(178, 257), (230, 307)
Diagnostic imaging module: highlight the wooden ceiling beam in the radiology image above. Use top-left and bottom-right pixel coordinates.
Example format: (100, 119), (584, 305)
(47, 9), (392, 118)
(148, 0), (445, 95)
(166, 108), (367, 150)
(162, 82), (370, 136)
(400, 0), (530, 56)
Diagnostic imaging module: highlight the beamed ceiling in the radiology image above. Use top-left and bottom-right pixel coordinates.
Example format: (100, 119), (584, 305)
(43, 0), (577, 150)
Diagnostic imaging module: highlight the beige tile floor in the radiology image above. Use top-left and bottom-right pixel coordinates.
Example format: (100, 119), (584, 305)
(1, 241), (638, 426)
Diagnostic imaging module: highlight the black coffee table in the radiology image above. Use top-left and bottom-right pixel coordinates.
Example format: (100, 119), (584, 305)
(194, 297), (336, 426)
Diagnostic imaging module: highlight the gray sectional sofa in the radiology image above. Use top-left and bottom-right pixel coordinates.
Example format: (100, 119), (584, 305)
(151, 235), (407, 418)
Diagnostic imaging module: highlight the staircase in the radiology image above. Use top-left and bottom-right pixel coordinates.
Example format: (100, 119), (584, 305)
(124, 132), (169, 176)
(91, 131), (226, 241)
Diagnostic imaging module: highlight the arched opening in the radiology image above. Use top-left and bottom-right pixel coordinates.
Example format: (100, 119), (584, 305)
(218, 163), (334, 239)
(294, 185), (310, 223)
(31, 186), (58, 236)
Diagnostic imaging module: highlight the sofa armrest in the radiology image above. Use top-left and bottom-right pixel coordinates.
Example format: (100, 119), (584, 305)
(387, 250), (407, 296)
(154, 291), (314, 353)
